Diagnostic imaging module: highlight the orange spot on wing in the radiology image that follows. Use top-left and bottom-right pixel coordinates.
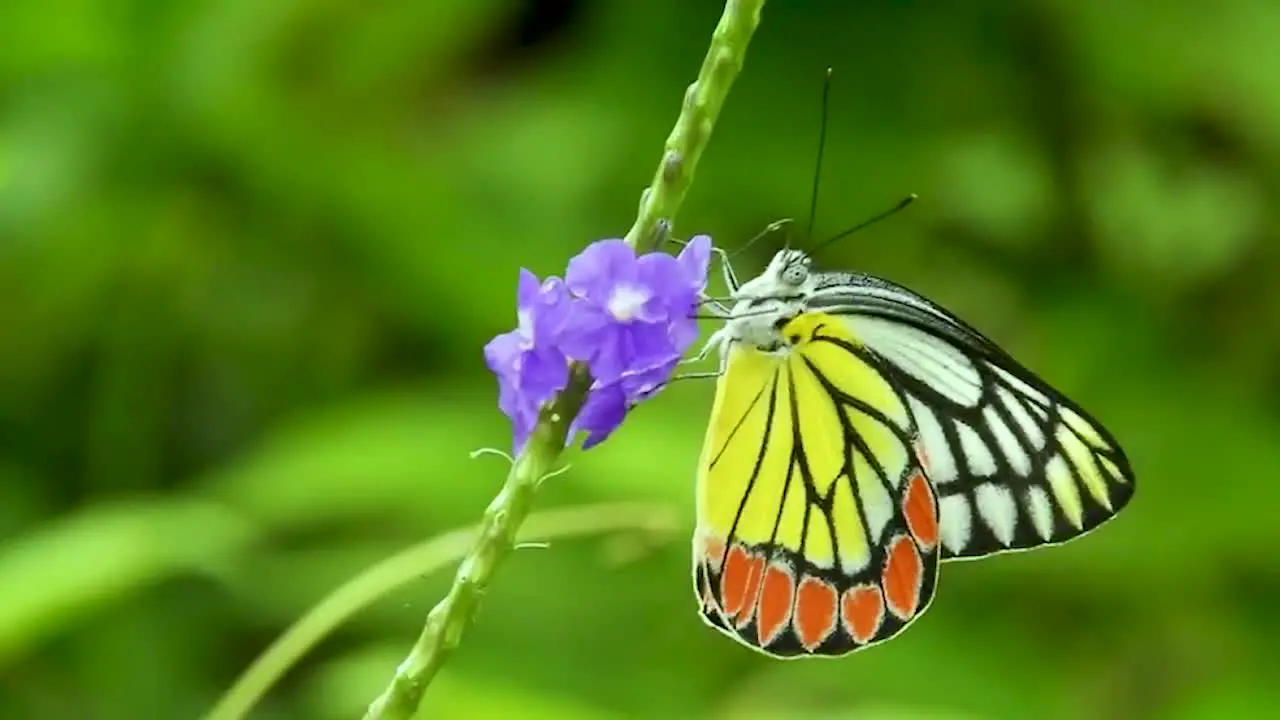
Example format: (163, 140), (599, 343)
(719, 545), (753, 618)
(840, 584), (884, 645)
(755, 563), (795, 647)
(882, 535), (923, 620)
(734, 554), (765, 628)
(903, 470), (939, 551)
(793, 576), (838, 651)
(719, 544), (765, 624)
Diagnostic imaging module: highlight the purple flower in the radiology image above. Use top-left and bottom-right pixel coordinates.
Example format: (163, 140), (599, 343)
(483, 270), (573, 453)
(677, 234), (712, 295)
(570, 382), (627, 449)
(567, 356), (682, 448)
(560, 239), (704, 383)
(671, 234), (712, 348)
(619, 355), (683, 403)
(484, 236), (712, 453)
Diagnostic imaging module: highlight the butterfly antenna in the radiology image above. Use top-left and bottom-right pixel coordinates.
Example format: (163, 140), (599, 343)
(727, 217), (793, 261)
(802, 67), (835, 246)
(810, 193), (918, 256)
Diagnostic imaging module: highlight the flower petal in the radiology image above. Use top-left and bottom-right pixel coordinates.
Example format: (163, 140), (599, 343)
(572, 382), (628, 449)
(516, 268), (542, 312)
(522, 346), (570, 396)
(636, 251), (689, 321)
(626, 320), (681, 371)
(565, 239), (638, 303)
(510, 399), (541, 454)
(554, 303), (613, 363)
(667, 313), (700, 354)
(531, 276), (572, 340)
(620, 355), (681, 404)
(483, 330), (525, 376)
(677, 234), (713, 294)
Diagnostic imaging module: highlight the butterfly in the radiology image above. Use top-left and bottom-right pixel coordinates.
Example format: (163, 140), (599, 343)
(690, 244), (1136, 658)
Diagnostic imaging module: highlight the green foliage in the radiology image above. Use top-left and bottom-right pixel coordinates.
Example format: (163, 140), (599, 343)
(3, 0), (1279, 718)
(209, 501), (676, 720)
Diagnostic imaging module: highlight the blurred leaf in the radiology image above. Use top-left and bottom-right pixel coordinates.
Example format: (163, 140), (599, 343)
(1082, 138), (1260, 286)
(206, 501), (675, 720)
(3, 0), (1280, 716)
(933, 128), (1055, 247)
(1170, 680), (1280, 720)
(307, 644), (620, 720)
(0, 499), (256, 663)
(202, 389), (505, 530)
(710, 622), (1054, 720)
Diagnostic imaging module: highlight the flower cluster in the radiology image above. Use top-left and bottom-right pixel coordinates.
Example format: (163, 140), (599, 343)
(484, 237), (712, 453)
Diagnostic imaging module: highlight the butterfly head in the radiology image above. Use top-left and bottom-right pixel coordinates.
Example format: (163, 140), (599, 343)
(735, 249), (814, 299)
(717, 250), (818, 353)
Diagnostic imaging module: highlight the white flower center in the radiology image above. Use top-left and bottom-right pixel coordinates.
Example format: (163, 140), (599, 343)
(607, 284), (650, 322)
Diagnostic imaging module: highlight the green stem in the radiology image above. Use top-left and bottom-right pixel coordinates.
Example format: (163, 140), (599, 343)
(361, 1), (768, 716)
(623, 0), (767, 250)
(361, 373), (589, 720)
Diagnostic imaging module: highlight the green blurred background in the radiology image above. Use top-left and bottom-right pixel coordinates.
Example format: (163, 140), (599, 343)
(3, 0), (1279, 718)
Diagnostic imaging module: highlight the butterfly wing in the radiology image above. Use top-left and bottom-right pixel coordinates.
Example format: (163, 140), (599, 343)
(809, 273), (1136, 560)
(693, 312), (940, 657)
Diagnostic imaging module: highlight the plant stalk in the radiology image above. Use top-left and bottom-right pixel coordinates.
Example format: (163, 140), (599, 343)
(362, 1), (768, 716)
(623, 0), (767, 251)
(361, 373), (588, 720)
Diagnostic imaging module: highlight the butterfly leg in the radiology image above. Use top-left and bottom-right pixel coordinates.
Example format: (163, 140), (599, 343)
(697, 295), (732, 317)
(681, 326), (730, 368)
(711, 245), (740, 293)
(672, 343), (730, 382)
(670, 370), (722, 383)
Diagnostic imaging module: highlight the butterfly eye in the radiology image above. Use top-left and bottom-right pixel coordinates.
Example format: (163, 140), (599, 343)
(781, 263), (808, 286)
